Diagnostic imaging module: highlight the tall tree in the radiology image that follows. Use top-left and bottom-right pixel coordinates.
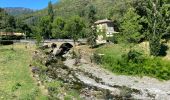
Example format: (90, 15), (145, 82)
(121, 7), (142, 43)
(64, 16), (85, 45)
(87, 4), (98, 47)
(15, 19), (32, 37)
(144, 0), (169, 56)
(48, 1), (54, 22)
(52, 17), (65, 38)
(38, 16), (51, 39)
(88, 4), (97, 25)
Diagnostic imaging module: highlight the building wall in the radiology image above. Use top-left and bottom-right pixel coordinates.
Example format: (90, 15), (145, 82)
(96, 22), (115, 37)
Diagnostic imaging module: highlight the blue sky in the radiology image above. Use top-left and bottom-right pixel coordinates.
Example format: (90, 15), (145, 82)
(0, 0), (59, 10)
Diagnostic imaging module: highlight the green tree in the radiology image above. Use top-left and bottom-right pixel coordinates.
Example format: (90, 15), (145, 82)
(0, 8), (16, 33)
(86, 4), (98, 47)
(48, 1), (54, 22)
(144, 0), (169, 56)
(38, 16), (51, 39)
(87, 4), (97, 25)
(64, 16), (85, 45)
(15, 19), (32, 38)
(121, 7), (142, 43)
(52, 17), (65, 38)
(87, 26), (98, 48)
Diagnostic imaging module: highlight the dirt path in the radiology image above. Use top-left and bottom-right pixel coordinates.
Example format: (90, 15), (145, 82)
(64, 58), (170, 99)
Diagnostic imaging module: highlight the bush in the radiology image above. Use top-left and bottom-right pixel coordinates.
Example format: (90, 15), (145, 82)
(93, 52), (103, 64)
(0, 40), (13, 45)
(121, 50), (145, 63)
(149, 37), (161, 56)
(158, 44), (168, 56)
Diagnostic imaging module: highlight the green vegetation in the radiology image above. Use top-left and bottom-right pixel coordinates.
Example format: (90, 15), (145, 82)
(0, 0), (170, 99)
(0, 8), (32, 40)
(48, 1), (54, 22)
(52, 17), (65, 38)
(0, 45), (47, 99)
(95, 44), (170, 80)
(64, 16), (85, 44)
(120, 7), (142, 43)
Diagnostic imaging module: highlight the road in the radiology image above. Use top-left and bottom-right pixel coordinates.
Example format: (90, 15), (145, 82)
(0, 39), (87, 44)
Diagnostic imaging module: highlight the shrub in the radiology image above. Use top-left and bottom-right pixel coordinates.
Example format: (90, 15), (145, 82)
(0, 40), (13, 45)
(93, 52), (103, 64)
(121, 50), (145, 63)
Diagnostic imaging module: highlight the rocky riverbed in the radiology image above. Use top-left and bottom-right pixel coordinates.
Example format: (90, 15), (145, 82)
(64, 58), (170, 100)
(31, 44), (170, 100)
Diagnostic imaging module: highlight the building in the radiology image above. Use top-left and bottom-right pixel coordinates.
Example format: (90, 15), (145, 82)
(0, 32), (25, 36)
(0, 32), (25, 40)
(94, 19), (118, 44)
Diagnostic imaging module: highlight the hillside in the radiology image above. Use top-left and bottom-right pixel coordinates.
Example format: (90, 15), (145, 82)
(4, 7), (33, 16)
(19, 0), (120, 24)
(52, 0), (115, 18)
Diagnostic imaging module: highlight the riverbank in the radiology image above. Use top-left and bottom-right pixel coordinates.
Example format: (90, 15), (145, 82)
(0, 44), (47, 99)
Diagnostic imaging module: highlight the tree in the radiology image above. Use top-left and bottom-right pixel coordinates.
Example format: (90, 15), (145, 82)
(0, 8), (16, 33)
(38, 16), (51, 39)
(86, 4), (98, 47)
(48, 1), (54, 22)
(52, 17), (65, 38)
(15, 19), (32, 38)
(64, 16), (85, 45)
(87, 4), (97, 25)
(33, 26), (43, 46)
(161, 0), (170, 41)
(143, 0), (169, 56)
(121, 7), (142, 43)
(87, 26), (98, 48)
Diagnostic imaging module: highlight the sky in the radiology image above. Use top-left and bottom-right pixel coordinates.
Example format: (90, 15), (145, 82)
(0, 0), (59, 10)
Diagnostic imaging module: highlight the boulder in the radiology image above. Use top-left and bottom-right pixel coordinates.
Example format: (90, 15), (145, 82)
(51, 43), (57, 49)
(39, 44), (49, 50)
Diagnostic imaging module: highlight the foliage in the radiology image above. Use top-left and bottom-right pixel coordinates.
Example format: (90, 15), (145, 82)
(87, 4), (97, 25)
(0, 9), (16, 32)
(121, 8), (143, 43)
(52, 17), (65, 38)
(121, 50), (144, 64)
(87, 26), (98, 48)
(15, 18), (32, 37)
(86, 4), (98, 47)
(35, 32), (43, 46)
(137, 0), (170, 56)
(145, 0), (162, 56)
(95, 45), (170, 80)
(48, 1), (54, 22)
(64, 16), (85, 44)
(108, 0), (134, 31)
(0, 8), (31, 39)
(38, 16), (52, 39)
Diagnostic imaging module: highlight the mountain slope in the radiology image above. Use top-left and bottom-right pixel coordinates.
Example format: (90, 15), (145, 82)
(4, 7), (33, 16)
(20, 0), (115, 23)
(52, 0), (115, 18)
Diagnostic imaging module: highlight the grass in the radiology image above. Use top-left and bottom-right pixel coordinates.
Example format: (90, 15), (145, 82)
(95, 44), (170, 80)
(0, 44), (47, 100)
